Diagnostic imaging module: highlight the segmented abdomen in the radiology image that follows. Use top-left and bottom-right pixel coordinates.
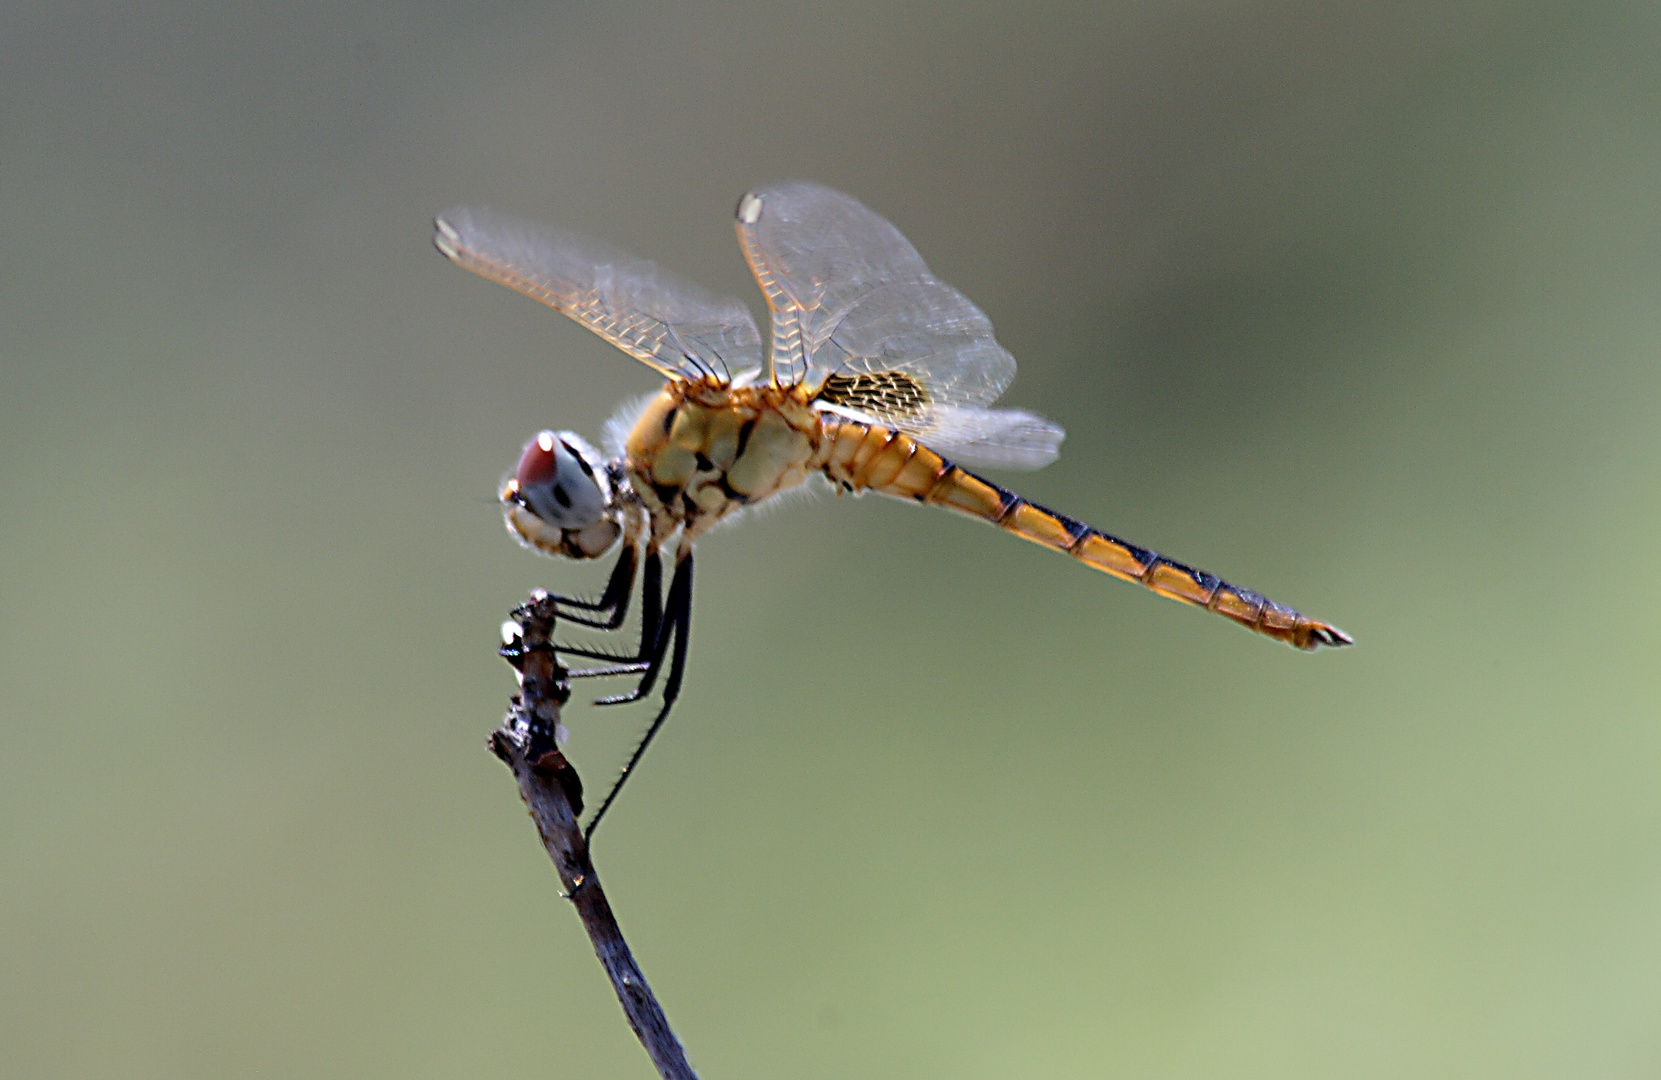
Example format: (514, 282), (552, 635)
(818, 422), (1351, 651)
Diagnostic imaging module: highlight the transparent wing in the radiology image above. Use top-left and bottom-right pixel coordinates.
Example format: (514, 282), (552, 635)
(913, 405), (1065, 471)
(734, 183), (1016, 410)
(436, 206), (761, 383)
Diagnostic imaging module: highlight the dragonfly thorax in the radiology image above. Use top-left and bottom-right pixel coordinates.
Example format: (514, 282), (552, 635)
(623, 379), (822, 549)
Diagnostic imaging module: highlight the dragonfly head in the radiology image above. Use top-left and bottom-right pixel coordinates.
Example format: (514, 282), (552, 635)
(500, 430), (621, 560)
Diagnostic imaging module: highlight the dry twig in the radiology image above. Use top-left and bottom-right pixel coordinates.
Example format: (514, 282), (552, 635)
(490, 591), (697, 1080)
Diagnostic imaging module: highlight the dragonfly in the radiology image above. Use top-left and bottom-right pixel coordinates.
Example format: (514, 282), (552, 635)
(435, 182), (1351, 836)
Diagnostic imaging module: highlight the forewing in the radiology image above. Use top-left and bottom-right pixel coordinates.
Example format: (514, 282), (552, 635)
(734, 183), (1016, 408)
(436, 206), (761, 383)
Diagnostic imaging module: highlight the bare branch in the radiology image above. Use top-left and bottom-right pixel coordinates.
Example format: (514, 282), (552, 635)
(491, 592), (698, 1080)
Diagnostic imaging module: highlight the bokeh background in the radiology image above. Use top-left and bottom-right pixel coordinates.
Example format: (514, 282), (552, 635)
(4, 1), (1659, 1077)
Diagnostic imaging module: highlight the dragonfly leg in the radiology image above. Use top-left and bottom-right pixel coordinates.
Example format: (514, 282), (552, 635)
(554, 550), (663, 662)
(567, 662), (650, 680)
(583, 552), (693, 841)
(591, 550), (685, 706)
(549, 544), (638, 630)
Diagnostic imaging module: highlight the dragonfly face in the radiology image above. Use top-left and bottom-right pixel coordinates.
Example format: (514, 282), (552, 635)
(437, 183), (1351, 837)
(500, 430), (622, 561)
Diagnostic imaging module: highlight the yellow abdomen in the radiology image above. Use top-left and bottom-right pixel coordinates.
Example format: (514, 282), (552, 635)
(818, 420), (1351, 651)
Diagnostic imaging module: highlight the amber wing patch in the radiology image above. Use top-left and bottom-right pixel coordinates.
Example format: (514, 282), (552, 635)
(816, 370), (932, 424)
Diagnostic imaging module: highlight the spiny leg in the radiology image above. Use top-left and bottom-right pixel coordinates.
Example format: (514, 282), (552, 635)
(559, 549), (664, 674)
(550, 543), (638, 630)
(583, 552), (694, 841)
(590, 548), (683, 706)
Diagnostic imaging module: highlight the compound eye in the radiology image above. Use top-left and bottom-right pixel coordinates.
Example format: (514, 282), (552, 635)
(514, 430), (561, 488)
(514, 430), (606, 527)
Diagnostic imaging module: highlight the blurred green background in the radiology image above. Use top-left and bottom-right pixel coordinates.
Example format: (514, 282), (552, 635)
(4, 1), (1659, 1076)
